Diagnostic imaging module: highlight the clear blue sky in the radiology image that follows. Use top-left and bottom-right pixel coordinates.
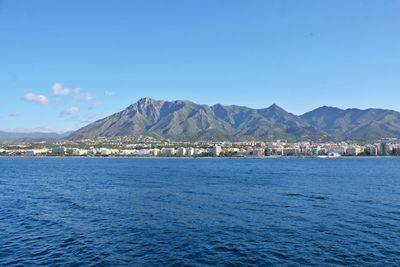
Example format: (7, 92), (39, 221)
(1, 0), (399, 132)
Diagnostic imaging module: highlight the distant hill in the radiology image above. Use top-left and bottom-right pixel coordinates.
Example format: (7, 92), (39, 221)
(301, 106), (400, 141)
(0, 131), (72, 142)
(67, 98), (400, 142)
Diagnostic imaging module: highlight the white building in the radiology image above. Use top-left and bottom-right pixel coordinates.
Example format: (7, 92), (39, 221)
(88, 148), (98, 156)
(328, 146), (347, 156)
(187, 147), (195, 156)
(346, 146), (362, 156)
(194, 148), (205, 156)
(24, 149), (48, 156)
(119, 150), (137, 156)
(136, 149), (151, 156)
(161, 148), (176, 156)
(211, 145), (222, 157)
(100, 148), (113, 156)
(71, 148), (88, 156)
(150, 148), (160, 156)
(177, 147), (186, 156)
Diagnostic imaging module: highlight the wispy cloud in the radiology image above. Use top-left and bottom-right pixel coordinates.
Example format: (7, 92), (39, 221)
(61, 106), (79, 116)
(105, 90), (115, 97)
(84, 116), (97, 123)
(9, 112), (21, 117)
(89, 101), (102, 110)
(22, 93), (49, 105)
(1, 127), (74, 134)
(75, 92), (94, 101)
(52, 82), (94, 102)
(52, 82), (81, 96)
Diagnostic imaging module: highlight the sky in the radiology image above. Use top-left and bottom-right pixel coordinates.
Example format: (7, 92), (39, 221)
(1, 0), (400, 132)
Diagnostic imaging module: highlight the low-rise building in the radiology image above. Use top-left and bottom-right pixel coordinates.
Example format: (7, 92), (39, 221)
(71, 148), (88, 156)
(99, 148), (114, 156)
(328, 146), (347, 156)
(24, 148), (48, 156)
(346, 146), (362, 156)
(161, 148), (176, 156)
(52, 146), (67, 154)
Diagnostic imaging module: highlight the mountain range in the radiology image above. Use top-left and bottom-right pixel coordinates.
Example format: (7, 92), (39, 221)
(301, 106), (400, 141)
(0, 131), (72, 142)
(68, 98), (400, 142)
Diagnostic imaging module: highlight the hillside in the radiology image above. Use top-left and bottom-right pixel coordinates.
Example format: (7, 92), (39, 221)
(68, 98), (400, 141)
(68, 98), (320, 141)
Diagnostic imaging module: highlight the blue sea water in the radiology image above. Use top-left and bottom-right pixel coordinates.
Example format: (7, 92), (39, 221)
(0, 157), (400, 266)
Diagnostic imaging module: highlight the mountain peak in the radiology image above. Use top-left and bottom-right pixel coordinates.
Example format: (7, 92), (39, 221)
(320, 105), (343, 111)
(301, 106), (344, 117)
(133, 97), (166, 109)
(269, 103), (281, 109)
(266, 103), (287, 113)
(138, 97), (156, 104)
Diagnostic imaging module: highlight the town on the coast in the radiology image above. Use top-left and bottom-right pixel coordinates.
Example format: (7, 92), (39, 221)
(1, 136), (400, 158)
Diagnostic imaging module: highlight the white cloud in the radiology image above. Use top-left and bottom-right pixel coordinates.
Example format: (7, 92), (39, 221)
(22, 93), (49, 105)
(52, 83), (70, 95)
(9, 112), (21, 117)
(52, 82), (81, 96)
(61, 106), (80, 117)
(75, 92), (94, 101)
(64, 106), (79, 115)
(105, 90), (115, 97)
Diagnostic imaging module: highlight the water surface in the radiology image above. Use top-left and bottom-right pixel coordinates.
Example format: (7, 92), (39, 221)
(1, 158), (400, 266)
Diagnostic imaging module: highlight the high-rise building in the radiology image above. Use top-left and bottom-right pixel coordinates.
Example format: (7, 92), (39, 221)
(187, 147), (195, 156)
(211, 146), (222, 157)
(380, 143), (388, 156)
(177, 147), (186, 157)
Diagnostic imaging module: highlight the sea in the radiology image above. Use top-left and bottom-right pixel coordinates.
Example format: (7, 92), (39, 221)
(0, 157), (399, 266)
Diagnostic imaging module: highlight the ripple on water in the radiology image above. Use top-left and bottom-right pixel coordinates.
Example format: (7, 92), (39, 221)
(1, 158), (400, 266)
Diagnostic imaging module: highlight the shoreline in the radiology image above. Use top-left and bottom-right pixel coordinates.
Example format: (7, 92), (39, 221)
(0, 155), (398, 159)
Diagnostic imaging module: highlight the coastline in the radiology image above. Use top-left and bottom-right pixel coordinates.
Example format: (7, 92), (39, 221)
(0, 155), (398, 159)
